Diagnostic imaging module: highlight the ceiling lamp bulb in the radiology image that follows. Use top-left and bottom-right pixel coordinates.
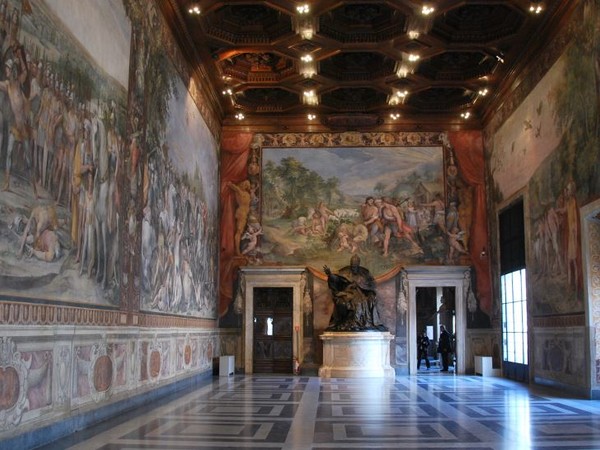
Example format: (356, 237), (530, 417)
(461, 112), (471, 119)
(301, 54), (313, 62)
(478, 88), (489, 96)
(421, 5), (435, 16)
(188, 4), (201, 15)
(390, 113), (400, 120)
(529, 3), (544, 14)
(408, 54), (420, 62)
(235, 113), (245, 120)
(408, 30), (420, 40)
(297, 4), (310, 14)
(396, 90), (408, 98)
(307, 113), (316, 120)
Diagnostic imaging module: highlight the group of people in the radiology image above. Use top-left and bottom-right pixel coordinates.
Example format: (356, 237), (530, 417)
(417, 325), (453, 372)
(360, 193), (470, 261)
(361, 196), (423, 257)
(0, 1), (126, 292)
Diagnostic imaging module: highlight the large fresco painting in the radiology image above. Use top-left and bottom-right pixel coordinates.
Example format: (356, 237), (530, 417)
(489, 57), (564, 202)
(139, 54), (219, 319)
(0, 0), (130, 305)
(259, 146), (449, 276)
(525, 3), (600, 315)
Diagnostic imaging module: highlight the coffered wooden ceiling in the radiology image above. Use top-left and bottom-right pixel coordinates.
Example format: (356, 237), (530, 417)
(164, 0), (576, 131)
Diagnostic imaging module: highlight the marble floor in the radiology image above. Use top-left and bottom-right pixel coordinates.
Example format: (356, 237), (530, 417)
(35, 370), (600, 450)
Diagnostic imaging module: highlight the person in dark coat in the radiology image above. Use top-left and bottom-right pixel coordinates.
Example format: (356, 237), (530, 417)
(417, 330), (430, 370)
(437, 325), (452, 372)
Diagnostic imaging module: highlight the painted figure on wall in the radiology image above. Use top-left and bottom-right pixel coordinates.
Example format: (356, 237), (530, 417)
(227, 180), (252, 256)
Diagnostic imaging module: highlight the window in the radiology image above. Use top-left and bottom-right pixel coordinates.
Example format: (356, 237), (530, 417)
(501, 269), (528, 364)
(499, 200), (528, 376)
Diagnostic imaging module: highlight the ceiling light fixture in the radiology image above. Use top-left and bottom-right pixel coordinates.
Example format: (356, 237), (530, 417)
(235, 113), (245, 120)
(408, 54), (420, 62)
(307, 113), (316, 120)
(478, 88), (489, 96)
(421, 5), (435, 16)
(396, 90), (409, 98)
(408, 30), (420, 40)
(188, 3), (201, 15)
(303, 90), (318, 105)
(461, 111), (471, 119)
(496, 54), (505, 64)
(301, 54), (313, 62)
(390, 113), (401, 120)
(222, 88), (233, 96)
(297, 4), (310, 14)
(300, 26), (314, 40)
(529, 2), (544, 14)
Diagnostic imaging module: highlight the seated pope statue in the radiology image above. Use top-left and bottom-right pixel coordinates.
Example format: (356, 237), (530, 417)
(324, 254), (388, 332)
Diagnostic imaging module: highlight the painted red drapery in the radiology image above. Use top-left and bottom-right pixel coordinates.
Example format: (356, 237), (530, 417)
(219, 132), (253, 316)
(448, 131), (492, 315)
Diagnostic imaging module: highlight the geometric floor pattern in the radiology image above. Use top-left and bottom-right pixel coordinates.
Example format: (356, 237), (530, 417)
(36, 373), (600, 450)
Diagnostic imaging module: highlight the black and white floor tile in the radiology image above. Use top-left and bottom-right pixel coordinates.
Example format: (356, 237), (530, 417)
(35, 372), (600, 450)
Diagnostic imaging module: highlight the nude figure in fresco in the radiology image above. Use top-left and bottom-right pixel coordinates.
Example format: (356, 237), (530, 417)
(227, 180), (252, 255)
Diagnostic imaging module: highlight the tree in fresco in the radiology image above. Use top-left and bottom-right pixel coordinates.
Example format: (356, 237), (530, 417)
(373, 181), (386, 197)
(268, 157), (337, 219)
(323, 177), (340, 205)
(552, 0), (600, 199)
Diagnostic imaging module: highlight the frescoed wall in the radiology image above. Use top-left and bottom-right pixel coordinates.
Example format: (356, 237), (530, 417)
(220, 131), (493, 336)
(0, 0), (223, 444)
(485, 0), (600, 392)
(0, 0), (130, 305)
(138, 47), (219, 319)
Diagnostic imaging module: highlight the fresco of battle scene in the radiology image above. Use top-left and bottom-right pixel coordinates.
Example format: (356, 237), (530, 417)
(138, 28), (220, 319)
(247, 146), (469, 277)
(0, 0), (130, 305)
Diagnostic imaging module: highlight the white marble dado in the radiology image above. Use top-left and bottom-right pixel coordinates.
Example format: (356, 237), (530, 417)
(319, 331), (395, 378)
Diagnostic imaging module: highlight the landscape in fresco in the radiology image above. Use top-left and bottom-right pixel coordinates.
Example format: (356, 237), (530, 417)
(259, 146), (448, 276)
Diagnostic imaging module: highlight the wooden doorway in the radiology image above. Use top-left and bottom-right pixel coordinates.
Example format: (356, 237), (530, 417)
(253, 287), (293, 373)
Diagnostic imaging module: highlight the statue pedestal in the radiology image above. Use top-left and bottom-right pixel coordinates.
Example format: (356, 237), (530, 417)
(319, 331), (395, 378)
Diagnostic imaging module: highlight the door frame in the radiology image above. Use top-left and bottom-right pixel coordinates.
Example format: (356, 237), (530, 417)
(240, 267), (306, 374)
(406, 265), (469, 375)
(581, 198), (600, 398)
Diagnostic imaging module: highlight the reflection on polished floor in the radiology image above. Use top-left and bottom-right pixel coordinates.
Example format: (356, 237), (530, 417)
(37, 373), (600, 450)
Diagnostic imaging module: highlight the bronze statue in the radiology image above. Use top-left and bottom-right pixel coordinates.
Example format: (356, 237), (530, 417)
(324, 254), (388, 332)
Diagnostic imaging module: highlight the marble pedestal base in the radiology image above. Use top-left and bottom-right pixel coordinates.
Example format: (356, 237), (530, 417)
(319, 331), (395, 378)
